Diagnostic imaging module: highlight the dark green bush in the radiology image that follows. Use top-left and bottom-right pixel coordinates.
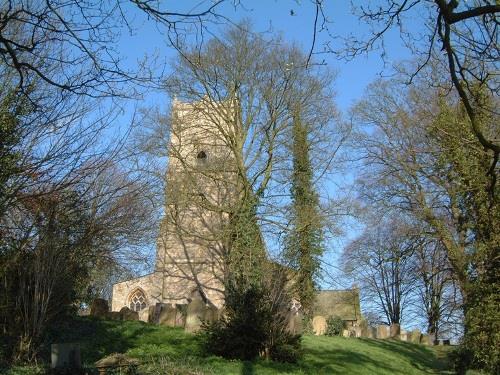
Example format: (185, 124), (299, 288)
(200, 276), (302, 363)
(325, 316), (344, 336)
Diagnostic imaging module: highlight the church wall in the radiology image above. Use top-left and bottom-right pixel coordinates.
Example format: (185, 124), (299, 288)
(111, 272), (163, 312)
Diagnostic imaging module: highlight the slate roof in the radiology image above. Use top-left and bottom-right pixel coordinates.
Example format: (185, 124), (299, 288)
(313, 289), (361, 321)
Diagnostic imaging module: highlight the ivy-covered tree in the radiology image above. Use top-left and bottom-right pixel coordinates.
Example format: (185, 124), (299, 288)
(286, 106), (325, 317)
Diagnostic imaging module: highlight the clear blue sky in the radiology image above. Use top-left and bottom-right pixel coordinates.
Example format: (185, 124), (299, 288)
(118, 0), (416, 112)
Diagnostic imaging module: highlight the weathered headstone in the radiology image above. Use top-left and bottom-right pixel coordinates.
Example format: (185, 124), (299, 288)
(120, 306), (139, 321)
(359, 319), (369, 337)
(138, 308), (149, 322)
(175, 304), (187, 327)
(368, 326), (377, 339)
(204, 303), (219, 324)
(159, 304), (177, 327)
(312, 315), (327, 335)
(90, 298), (109, 318)
(410, 329), (421, 344)
(51, 343), (81, 370)
(353, 326), (362, 338)
(342, 329), (350, 338)
(420, 333), (430, 345)
(400, 329), (408, 341)
(107, 311), (121, 320)
(377, 325), (390, 339)
(287, 311), (303, 335)
(427, 333), (437, 345)
(185, 298), (206, 333)
(148, 305), (157, 323)
(390, 323), (401, 338)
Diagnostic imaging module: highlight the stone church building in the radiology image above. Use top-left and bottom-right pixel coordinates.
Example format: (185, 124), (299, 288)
(111, 98), (360, 325)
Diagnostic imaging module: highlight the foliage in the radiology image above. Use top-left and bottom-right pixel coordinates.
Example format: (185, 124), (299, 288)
(325, 316), (344, 337)
(354, 76), (498, 372)
(285, 107), (325, 317)
(200, 276), (302, 363)
(2, 318), (453, 375)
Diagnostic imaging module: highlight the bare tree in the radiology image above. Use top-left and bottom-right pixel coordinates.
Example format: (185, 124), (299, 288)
(342, 215), (418, 326)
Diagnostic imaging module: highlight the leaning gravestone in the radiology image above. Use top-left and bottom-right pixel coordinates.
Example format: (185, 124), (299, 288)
(312, 315), (327, 336)
(90, 298), (109, 318)
(185, 298), (206, 333)
(51, 343), (81, 370)
(120, 306), (139, 321)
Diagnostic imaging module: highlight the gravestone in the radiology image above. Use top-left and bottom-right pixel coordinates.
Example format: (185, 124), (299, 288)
(51, 343), (81, 370)
(428, 333), (437, 345)
(359, 319), (369, 337)
(159, 304), (177, 326)
(400, 329), (408, 341)
(175, 304), (187, 327)
(420, 333), (430, 345)
(410, 329), (421, 344)
(90, 298), (108, 318)
(312, 315), (327, 335)
(287, 311), (303, 335)
(185, 298), (206, 333)
(107, 311), (121, 320)
(377, 325), (390, 339)
(147, 305), (155, 323)
(120, 306), (139, 321)
(204, 303), (219, 324)
(390, 323), (401, 338)
(367, 326), (377, 339)
(354, 325), (362, 338)
(139, 308), (149, 322)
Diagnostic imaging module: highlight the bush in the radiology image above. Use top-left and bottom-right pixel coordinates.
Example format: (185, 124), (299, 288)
(200, 276), (302, 363)
(326, 316), (344, 336)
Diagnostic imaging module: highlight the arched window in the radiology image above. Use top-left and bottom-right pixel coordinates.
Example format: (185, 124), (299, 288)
(128, 289), (147, 312)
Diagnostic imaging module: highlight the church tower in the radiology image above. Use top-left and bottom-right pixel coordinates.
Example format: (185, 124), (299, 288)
(111, 97), (235, 313)
(155, 97), (236, 308)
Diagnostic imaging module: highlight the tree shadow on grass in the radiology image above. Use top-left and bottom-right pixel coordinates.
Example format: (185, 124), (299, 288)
(358, 338), (451, 373)
(42, 317), (176, 366)
(247, 338), (452, 375)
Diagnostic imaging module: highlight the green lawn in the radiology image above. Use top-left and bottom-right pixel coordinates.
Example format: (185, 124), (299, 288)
(4, 318), (453, 374)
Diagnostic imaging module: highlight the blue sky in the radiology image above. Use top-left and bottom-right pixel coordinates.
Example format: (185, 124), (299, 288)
(117, 1), (416, 113)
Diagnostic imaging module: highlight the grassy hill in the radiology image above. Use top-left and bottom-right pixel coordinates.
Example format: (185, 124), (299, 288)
(4, 318), (453, 374)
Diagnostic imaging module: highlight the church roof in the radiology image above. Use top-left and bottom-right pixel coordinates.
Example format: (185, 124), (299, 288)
(313, 289), (361, 321)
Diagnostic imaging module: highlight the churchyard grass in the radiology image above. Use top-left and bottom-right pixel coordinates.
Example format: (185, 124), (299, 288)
(2, 317), (454, 374)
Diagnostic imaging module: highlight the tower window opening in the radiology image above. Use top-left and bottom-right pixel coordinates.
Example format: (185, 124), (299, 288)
(197, 150), (207, 160)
